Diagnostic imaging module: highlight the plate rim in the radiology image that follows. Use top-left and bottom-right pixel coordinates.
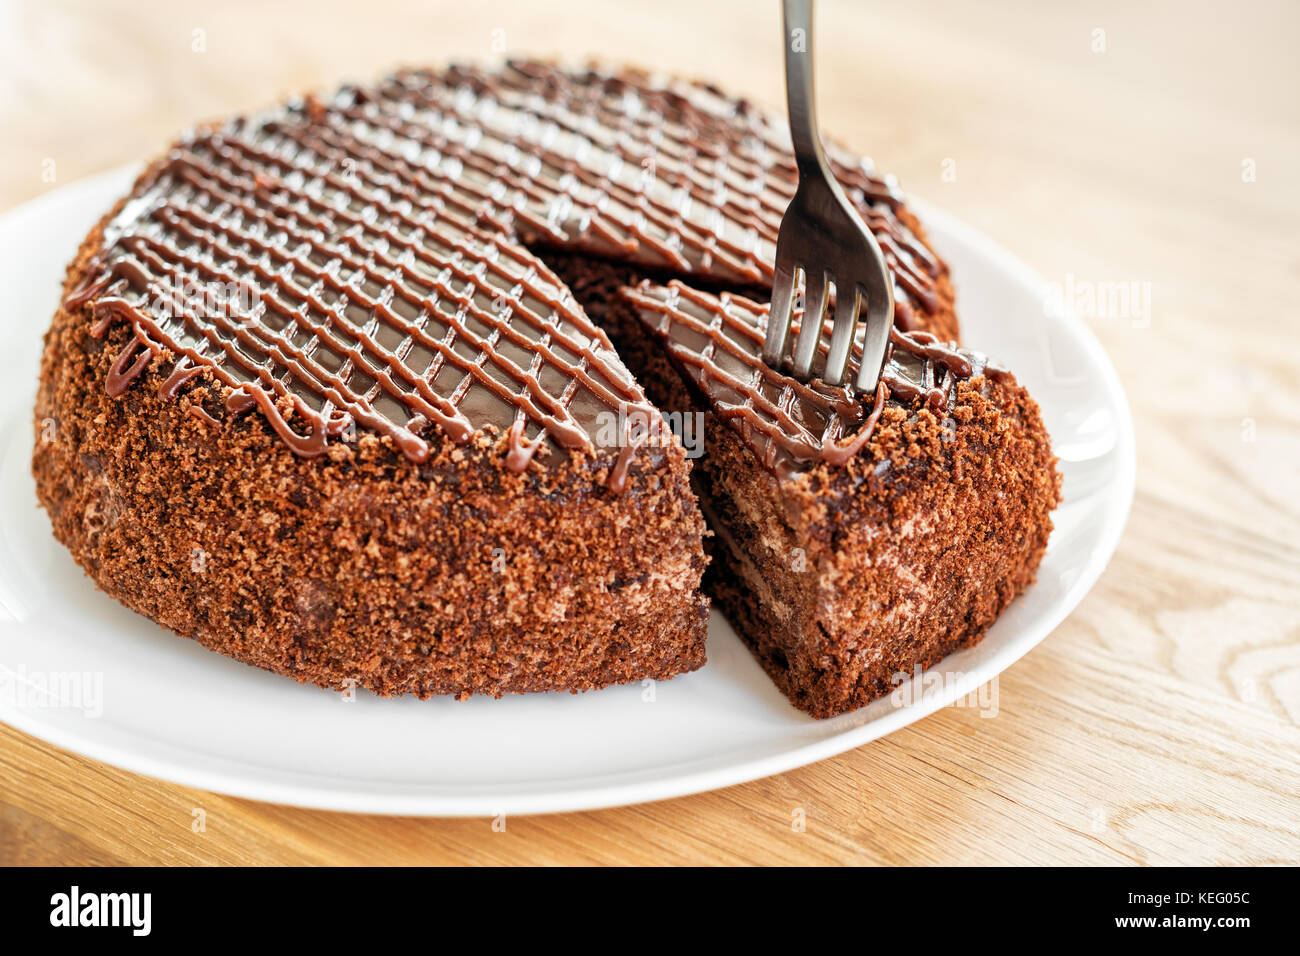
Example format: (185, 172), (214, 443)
(0, 168), (1136, 816)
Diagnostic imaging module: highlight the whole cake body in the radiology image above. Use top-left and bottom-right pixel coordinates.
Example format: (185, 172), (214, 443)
(33, 59), (1059, 715)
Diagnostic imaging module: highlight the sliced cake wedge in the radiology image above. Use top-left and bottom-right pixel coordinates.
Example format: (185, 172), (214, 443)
(620, 280), (1061, 718)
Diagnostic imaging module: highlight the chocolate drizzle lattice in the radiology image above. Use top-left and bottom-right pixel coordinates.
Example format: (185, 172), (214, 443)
(413, 61), (946, 324)
(64, 60), (951, 483)
(622, 280), (1008, 475)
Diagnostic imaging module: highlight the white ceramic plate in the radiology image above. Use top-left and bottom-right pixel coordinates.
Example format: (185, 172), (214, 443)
(0, 166), (1134, 816)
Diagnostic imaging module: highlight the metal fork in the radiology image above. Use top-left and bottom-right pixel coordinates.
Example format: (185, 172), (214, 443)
(761, 0), (895, 390)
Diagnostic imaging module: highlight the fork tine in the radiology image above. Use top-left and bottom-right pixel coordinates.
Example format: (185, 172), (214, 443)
(854, 280), (894, 392)
(762, 259), (798, 368)
(822, 283), (860, 386)
(791, 269), (829, 380)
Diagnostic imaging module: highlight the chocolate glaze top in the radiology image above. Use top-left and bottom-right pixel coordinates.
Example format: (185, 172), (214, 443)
(65, 59), (947, 480)
(622, 280), (1009, 478)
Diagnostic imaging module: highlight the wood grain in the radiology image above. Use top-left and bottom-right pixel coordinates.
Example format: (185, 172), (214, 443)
(1, 0), (1297, 866)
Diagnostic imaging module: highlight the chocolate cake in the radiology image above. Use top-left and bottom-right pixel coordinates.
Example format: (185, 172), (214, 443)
(32, 59), (1059, 715)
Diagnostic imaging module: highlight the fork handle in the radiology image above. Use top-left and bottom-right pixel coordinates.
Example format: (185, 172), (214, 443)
(783, 0), (833, 179)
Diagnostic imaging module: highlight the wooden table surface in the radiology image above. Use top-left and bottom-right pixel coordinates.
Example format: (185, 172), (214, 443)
(2, 0), (1297, 866)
